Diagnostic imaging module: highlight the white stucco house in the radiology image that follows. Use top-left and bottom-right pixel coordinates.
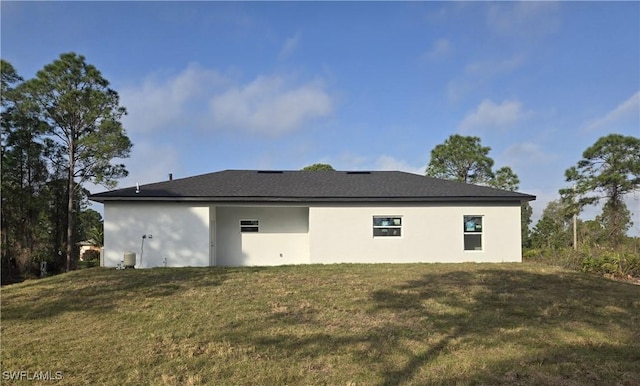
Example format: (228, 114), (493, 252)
(89, 170), (535, 268)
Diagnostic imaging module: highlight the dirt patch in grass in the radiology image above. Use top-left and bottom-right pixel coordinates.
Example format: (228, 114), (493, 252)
(1, 264), (639, 385)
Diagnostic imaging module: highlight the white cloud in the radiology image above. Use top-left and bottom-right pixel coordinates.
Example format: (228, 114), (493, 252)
(210, 75), (333, 136)
(459, 99), (528, 132)
(120, 63), (228, 133)
(327, 153), (425, 175)
(278, 32), (301, 60)
(585, 91), (640, 132)
(422, 38), (451, 61)
(447, 54), (525, 101)
(120, 63), (333, 137)
(486, 2), (560, 40)
(117, 142), (182, 189)
(464, 54), (525, 78)
(501, 142), (557, 167)
(375, 155), (426, 175)
(332, 153), (370, 170)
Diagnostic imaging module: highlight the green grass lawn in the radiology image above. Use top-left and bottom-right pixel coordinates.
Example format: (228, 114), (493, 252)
(1, 263), (639, 385)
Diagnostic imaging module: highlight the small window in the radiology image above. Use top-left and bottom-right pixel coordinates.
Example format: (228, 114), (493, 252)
(240, 219), (259, 233)
(463, 216), (482, 251)
(373, 216), (402, 237)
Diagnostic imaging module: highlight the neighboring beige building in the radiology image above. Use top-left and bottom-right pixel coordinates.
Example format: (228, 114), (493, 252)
(77, 240), (101, 261)
(90, 170), (535, 268)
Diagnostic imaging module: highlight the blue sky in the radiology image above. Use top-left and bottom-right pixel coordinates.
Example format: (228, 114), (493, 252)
(2, 1), (639, 231)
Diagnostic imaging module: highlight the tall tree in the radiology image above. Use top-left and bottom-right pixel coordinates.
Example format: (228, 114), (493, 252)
(1, 60), (53, 277)
(486, 166), (532, 247)
(24, 53), (132, 271)
(301, 163), (335, 171)
(426, 135), (533, 247)
(1, 60), (21, 100)
(426, 134), (494, 184)
(1, 60), (22, 151)
(561, 134), (640, 245)
(530, 200), (572, 250)
(77, 208), (104, 247)
(520, 201), (533, 248)
(488, 166), (520, 191)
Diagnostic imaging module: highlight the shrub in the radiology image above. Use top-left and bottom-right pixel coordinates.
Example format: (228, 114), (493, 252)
(582, 251), (640, 278)
(78, 250), (100, 269)
(524, 246), (640, 279)
(82, 250), (100, 262)
(523, 248), (583, 271)
(522, 248), (542, 260)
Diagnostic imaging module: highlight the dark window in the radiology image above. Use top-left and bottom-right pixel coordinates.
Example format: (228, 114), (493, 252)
(240, 219), (259, 233)
(373, 216), (402, 237)
(463, 216), (483, 250)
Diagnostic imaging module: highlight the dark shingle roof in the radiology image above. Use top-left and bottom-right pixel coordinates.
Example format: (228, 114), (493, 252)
(89, 170), (536, 203)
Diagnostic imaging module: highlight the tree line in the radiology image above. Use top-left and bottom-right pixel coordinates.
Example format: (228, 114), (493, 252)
(529, 134), (640, 278)
(1, 54), (132, 282)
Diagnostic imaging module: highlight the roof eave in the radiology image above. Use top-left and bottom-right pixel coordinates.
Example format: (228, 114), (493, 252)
(89, 195), (535, 204)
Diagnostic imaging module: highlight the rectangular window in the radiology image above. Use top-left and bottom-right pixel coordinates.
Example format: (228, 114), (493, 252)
(240, 219), (259, 233)
(373, 216), (402, 237)
(463, 216), (482, 251)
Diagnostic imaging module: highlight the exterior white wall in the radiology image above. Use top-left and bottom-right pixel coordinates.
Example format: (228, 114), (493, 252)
(216, 206), (310, 266)
(309, 203), (522, 264)
(104, 202), (210, 267)
(102, 201), (523, 267)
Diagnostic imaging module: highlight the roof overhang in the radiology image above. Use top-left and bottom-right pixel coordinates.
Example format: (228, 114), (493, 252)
(90, 195), (535, 204)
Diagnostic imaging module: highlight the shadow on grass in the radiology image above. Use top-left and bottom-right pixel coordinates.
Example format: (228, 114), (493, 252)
(0, 267), (245, 321)
(223, 268), (640, 385)
(2, 265), (639, 384)
(368, 269), (639, 384)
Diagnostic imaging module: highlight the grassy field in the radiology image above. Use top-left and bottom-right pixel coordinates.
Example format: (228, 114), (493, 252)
(1, 263), (639, 385)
